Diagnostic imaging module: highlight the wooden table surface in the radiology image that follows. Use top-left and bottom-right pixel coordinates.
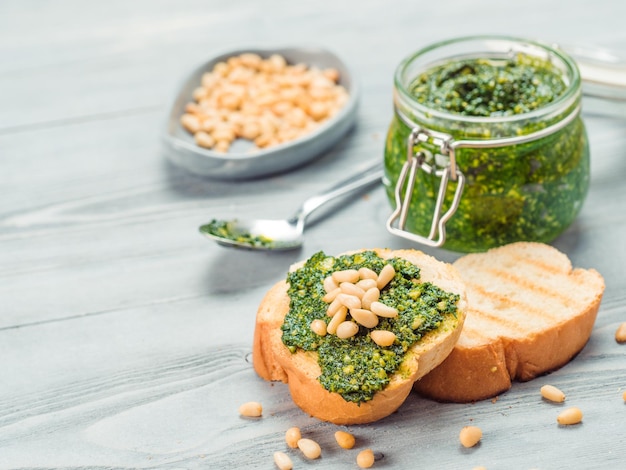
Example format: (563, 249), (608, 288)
(2, 1), (625, 469)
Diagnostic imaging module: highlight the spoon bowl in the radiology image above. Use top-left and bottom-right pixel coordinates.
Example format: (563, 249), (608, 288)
(200, 161), (383, 251)
(200, 217), (304, 251)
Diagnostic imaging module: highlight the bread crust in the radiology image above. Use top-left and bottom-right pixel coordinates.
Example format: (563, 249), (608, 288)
(252, 248), (467, 424)
(414, 242), (605, 403)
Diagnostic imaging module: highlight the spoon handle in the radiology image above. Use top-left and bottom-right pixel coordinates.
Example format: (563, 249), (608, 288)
(292, 160), (384, 226)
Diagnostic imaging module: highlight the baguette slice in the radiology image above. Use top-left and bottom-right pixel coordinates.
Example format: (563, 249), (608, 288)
(253, 248), (467, 424)
(414, 242), (605, 403)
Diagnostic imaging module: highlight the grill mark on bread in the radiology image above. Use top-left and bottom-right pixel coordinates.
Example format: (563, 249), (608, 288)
(483, 267), (576, 310)
(496, 248), (569, 276)
(464, 280), (565, 327)
(414, 242), (605, 403)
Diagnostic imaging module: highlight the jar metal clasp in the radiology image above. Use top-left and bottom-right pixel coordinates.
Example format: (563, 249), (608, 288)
(386, 126), (465, 248)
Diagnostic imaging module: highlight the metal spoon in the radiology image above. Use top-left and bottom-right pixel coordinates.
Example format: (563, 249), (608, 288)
(199, 160), (384, 251)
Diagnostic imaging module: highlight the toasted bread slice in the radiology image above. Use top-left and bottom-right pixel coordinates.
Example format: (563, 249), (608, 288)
(253, 248), (467, 424)
(414, 242), (605, 403)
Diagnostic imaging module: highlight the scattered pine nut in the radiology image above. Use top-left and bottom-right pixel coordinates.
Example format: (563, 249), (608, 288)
(557, 407), (583, 425)
(334, 430), (356, 449)
(540, 384), (566, 403)
(297, 438), (322, 459)
(336, 321), (359, 339)
(238, 401), (262, 418)
(310, 319), (327, 336)
(356, 449), (375, 468)
(371, 330), (396, 347)
(285, 427), (301, 448)
(615, 322), (626, 343)
(459, 426), (482, 448)
(273, 451), (293, 470)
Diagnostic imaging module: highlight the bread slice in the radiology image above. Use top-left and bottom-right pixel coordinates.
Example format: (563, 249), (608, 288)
(253, 248), (467, 424)
(414, 242), (605, 403)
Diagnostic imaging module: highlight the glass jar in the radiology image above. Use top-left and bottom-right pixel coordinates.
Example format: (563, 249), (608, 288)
(384, 36), (589, 252)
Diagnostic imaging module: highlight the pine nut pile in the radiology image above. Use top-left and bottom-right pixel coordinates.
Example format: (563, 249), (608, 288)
(180, 52), (349, 153)
(314, 265), (399, 344)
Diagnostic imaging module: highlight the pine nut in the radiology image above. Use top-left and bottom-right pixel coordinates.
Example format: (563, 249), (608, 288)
(334, 430), (356, 449)
(238, 401), (262, 417)
(622, 390), (626, 402)
(377, 264), (396, 289)
(181, 113), (202, 133)
(336, 321), (359, 339)
(310, 319), (327, 336)
(214, 140), (230, 153)
(356, 278), (377, 291)
(327, 306), (347, 335)
(194, 131), (216, 149)
(297, 438), (322, 459)
(361, 287), (380, 309)
(540, 384), (566, 403)
(285, 427), (301, 448)
(557, 407), (583, 425)
(322, 287), (341, 303)
(350, 308), (379, 328)
(182, 53), (349, 152)
(333, 269), (360, 284)
(340, 282), (365, 298)
(615, 322), (626, 343)
(371, 330), (396, 347)
(370, 301), (398, 318)
(273, 451), (293, 470)
(323, 276), (339, 293)
(356, 449), (375, 468)
(327, 297), (344, 316)
(337, 293), (362, 310)
(358, 267), (378, 280)
(459, 426), (482, 448)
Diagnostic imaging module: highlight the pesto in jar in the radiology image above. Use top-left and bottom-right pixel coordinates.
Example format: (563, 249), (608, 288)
(385, 46), (589, 252)
(409, 54), (567, 117)
(281, 250), (459, 404)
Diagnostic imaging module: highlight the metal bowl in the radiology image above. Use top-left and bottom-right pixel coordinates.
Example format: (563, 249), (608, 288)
(163, 47), (359, 180)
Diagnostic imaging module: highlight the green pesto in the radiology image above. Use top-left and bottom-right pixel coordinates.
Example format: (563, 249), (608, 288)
(199, 219), (274, 248)
(409, 54), (567, 117)
(385, 53), (589, 252)
(281, 250), (459, 404)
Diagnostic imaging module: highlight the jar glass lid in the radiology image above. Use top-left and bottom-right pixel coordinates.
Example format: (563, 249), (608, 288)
(561, 44), (626, 119)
